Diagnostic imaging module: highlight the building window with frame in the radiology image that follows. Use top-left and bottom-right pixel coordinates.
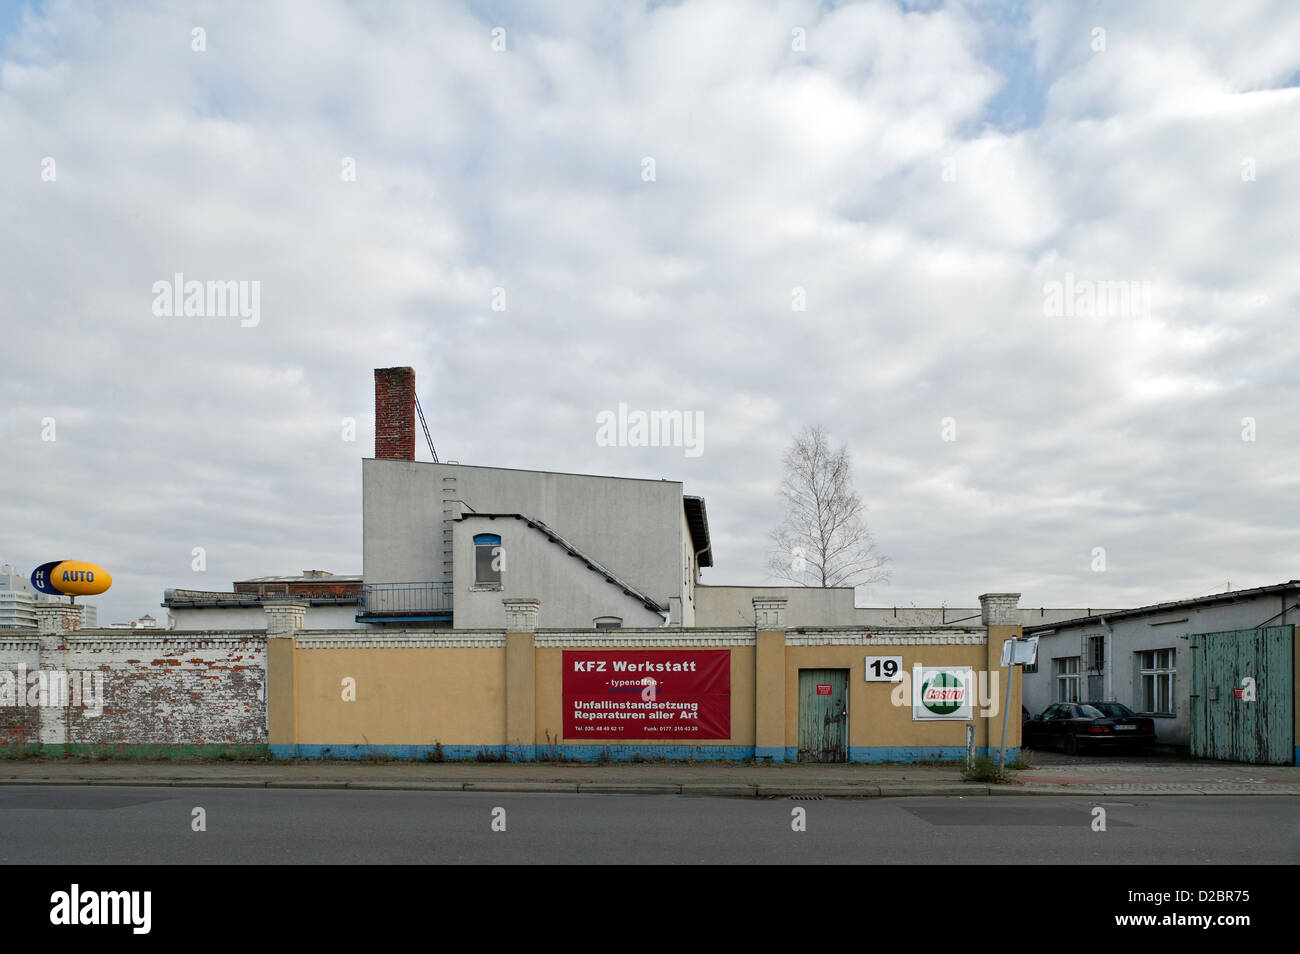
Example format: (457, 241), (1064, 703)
(1138, 648), (1176, 715)
(594, 616), (622, 629)
(473, 533), (503, 588)
(1055, 656), (1080, 702)
(1086, 634), (1105, 673)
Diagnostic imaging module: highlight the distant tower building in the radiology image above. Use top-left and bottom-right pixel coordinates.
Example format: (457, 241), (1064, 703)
(0, 564), (36, 629)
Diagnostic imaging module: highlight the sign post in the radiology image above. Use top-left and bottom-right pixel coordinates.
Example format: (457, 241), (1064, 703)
(997, 636), (1038, 776)
(997, 659), (1014, 776)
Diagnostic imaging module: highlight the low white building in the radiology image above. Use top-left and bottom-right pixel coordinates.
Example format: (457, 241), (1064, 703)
(1022, 580), (1300, 756)
(164, 572), (364, 631)
(108, 613), (165, 629)
(692, 584), (1113, 630)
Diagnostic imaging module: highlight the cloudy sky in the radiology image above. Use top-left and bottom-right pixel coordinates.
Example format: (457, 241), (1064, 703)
(2, 0), (1298, 625)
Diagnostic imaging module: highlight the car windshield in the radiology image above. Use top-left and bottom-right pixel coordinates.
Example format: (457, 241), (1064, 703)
(1091, 702), (1133, 718)
(1077, 705), (1105, 719)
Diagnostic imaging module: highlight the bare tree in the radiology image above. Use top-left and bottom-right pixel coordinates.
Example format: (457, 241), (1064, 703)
(767, 425), (890, 588)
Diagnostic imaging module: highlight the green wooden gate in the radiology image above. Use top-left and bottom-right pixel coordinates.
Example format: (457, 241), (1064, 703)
(1189, 625), (1293, 764)
(797, 669), (848, 763)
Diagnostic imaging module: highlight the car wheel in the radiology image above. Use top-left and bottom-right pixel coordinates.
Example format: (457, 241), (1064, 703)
(1064, 733), (1078, 755)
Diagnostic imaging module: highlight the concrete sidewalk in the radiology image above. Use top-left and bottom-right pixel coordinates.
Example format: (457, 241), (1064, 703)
(1, 757), (1298, 797)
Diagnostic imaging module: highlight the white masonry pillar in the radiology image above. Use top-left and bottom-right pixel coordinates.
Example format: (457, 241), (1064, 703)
(503, 598), (540, 633)
(33, 603), (82, 748)
(263, 601), (309, 637)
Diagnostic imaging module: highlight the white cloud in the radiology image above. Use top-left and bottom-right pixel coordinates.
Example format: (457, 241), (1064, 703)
(2, 0), (1298, 622)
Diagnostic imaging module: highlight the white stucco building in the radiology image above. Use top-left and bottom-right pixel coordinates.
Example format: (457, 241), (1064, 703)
(362, 457), (711, 629)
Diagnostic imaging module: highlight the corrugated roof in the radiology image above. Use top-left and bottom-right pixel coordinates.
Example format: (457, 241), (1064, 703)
(1023, 580), (1300, 632)
(162, 588), (358, 607)
(235, 573), (361, 583)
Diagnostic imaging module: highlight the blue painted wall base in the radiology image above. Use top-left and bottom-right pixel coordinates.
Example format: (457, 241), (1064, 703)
(271, 743), (1021, 763)
(849, 746), (1020, 763)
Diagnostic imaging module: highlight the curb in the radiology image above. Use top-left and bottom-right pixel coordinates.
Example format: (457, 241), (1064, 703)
(678, 784), (757, 797)
(0, 776), (1296, 797)
(756, 784), (881, 797)
(878, 783), (983, 797)
(171, 779), (270, 788)
(578, 783), (682, 795)
(344, 780), (465, 792)
(989, 784), (1300, 797)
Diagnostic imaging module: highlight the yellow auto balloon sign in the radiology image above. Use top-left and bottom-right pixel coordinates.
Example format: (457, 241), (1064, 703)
(31, 561), (112, 597)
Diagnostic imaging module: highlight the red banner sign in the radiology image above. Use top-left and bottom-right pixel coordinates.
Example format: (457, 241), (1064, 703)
(816, 684), (833, 695)
(563, 650), (731, 739)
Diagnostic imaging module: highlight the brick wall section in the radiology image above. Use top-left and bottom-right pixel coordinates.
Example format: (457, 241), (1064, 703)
(2, 633), (266, 746)
(374, 366), (416, 461)
(0, 640), (39, 744)
(233, 581), (360, 599)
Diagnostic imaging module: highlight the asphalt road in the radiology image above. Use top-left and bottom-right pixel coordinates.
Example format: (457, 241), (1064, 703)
(1, 786), (1297, 863)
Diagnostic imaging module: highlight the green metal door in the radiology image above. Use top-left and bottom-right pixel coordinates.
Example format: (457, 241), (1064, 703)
(1189, 626), (1293, 764)
(798, 669), (848, 762)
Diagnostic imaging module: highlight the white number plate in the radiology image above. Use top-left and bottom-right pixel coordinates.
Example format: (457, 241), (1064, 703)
(865, 656), (903, 682)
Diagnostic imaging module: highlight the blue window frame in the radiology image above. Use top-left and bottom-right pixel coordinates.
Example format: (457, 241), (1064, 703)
(473, 533), (503, 586)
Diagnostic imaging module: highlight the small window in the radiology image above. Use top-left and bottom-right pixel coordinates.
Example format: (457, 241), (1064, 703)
(473, 534), (503, 587)
(1054, 656), (1080, 703)
(1086, 634), (1105, 673)
(594, 616), (623, 629)
(1138, 648), (1176, 715)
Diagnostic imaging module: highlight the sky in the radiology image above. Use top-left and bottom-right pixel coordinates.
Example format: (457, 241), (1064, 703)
(2, 0), (1298, 625)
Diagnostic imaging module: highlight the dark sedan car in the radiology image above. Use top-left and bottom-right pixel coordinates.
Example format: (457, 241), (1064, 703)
(1022, 702), (1156, 754)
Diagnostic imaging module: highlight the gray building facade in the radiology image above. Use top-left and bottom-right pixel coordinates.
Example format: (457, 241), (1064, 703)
(1022, 581), (1300, 751)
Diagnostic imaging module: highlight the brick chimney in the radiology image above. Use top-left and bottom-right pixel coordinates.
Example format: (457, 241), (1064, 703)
(374, 367), (416, 461)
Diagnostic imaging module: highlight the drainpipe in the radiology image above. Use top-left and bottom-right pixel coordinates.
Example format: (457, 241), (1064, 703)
(688, 544), (709, 625)
(1099, 616), (1113, 702)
